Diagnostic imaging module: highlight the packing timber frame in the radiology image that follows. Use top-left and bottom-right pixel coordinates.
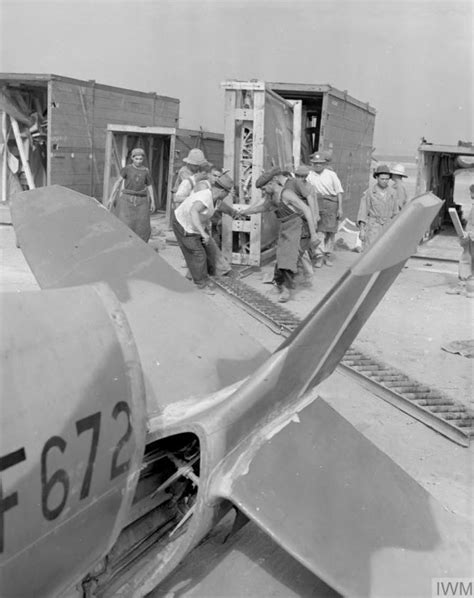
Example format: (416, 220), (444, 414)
(221, 80), (302, 266)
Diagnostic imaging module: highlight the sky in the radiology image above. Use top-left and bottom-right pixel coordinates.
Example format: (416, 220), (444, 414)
(0, 0), (472, 155)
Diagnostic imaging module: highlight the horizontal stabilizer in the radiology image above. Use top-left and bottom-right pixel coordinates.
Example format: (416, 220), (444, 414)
(213, 398), (473, 597)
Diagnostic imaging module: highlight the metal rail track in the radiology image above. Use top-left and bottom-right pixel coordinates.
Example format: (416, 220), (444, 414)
(214, 276), (473, 447)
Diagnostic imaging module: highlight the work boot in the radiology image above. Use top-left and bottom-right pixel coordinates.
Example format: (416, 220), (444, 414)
(324, 253), (334, 267)
(278, 286), (291, 303)
(445, 286), (463, 295)
(465, 279), (474, 298)
(314, 255), (324, 268)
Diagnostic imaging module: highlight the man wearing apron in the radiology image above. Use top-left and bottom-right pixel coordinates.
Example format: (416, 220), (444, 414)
(307, 153), (344, 267)
(243, 167), (318, 303)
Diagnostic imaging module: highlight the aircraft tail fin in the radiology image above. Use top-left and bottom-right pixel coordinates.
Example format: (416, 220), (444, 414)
(214, 193), (442, 429)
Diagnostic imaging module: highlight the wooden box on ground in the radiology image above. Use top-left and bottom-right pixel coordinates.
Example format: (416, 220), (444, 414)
(0, 73), (179, 208)
(220, 79), (376, 266)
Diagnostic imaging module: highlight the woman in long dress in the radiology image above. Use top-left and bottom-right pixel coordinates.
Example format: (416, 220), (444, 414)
(107, 147), (155, 242)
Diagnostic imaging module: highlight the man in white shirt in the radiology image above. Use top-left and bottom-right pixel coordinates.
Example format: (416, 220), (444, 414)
(172, 173), (236, 292)
(307, 153), (344, 267)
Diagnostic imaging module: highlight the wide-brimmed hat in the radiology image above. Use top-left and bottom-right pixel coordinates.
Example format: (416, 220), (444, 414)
(183, 148), (207, 166)
(390, 163), (407, 177)
(373, 164), (391, 178)
(214, 172), (234, 192)
(309, 153), (326, 164)
(295, 164), (311, 177)
(255, 167), (283, 189)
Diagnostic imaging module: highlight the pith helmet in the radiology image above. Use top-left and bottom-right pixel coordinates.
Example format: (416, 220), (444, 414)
(183, 148), (207, 166)
(390, 163), (408, 177)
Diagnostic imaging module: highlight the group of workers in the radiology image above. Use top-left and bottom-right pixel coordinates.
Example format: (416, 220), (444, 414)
(106, 146), (412, 303)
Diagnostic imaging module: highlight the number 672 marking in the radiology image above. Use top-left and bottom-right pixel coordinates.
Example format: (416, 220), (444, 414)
(41, 402), (132, 522)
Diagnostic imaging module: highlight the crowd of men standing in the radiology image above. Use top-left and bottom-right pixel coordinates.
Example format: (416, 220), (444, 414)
(108, 146), (409, 303)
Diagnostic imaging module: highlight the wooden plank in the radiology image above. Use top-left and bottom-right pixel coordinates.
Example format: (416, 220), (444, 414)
(221, 80), (265, 91)
(11, 117), (35, 189)
(107, 124), (176, 136)
(51, 76), (179, 103)
(46, 81), (53, 185)
(291, 100), (302, 168)
(222, 90), (237, 261)
(268, 82), (331, 94)
(165, 133), (175, 226)
(233, 108), (254, 121)
(249, 89), (265, 265)
(121, 135), (128, 168)
(1, 111), (8, 202)
(78, 86), (98, 196)
(319, 92), (330, 150)
(103, 130), (113, 204)
(51, 93), (175, 120)
(415, 149), (428, 195)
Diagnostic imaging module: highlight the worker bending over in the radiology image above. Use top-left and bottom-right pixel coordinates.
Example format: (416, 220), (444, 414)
(243, 167), (319, 303)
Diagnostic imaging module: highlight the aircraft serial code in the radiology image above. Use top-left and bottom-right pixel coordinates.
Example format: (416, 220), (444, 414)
(0, 400), (133, 553)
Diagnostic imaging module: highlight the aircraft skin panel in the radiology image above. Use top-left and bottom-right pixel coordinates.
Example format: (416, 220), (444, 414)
(10, 186), (269, 416)
(0, 284), (147, 598)
(215, 398), (473, 598)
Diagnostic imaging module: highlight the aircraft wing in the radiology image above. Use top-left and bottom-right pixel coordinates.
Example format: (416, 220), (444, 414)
(10, 186), (269, 417)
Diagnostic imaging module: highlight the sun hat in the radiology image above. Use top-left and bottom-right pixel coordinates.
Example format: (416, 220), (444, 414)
(183, 148), (207, 166)
(215, 172), (234, 192)
(390, 163), (407, 177)
(373, 164), (391, 178)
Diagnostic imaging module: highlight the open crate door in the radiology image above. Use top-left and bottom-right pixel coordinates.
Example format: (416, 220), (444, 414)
(102, 124), (176, 215)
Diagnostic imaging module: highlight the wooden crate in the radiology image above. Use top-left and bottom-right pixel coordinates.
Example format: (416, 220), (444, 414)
(267, 82), (376, 223)
(0, 73), (179, 202)
(220, 80), (375, 265)
(220, 80), (301, 266)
